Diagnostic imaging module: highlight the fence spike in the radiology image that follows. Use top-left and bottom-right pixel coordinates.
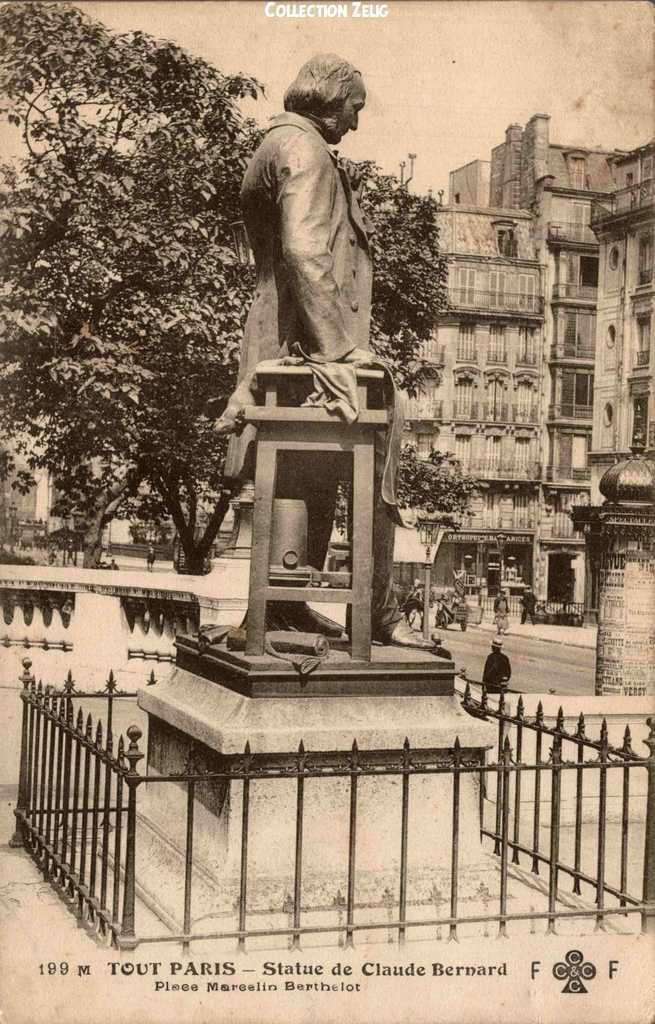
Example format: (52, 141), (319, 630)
(453, 736), (462, 765)
(536, 700), (544, 726)
(480, 685), (489, 713)
(36, 679), (43, 696)
(76, 708), (84, 732)
(463, 681), (471, 704)
(622, 725), (633, 756)
(600, 718), (609, 749)
(66, 699), (74, 724)
(556, 706), (565, 732)
(118, 734), (125, 758)
(58, 696), (66, 720)
(106, 727), (113, 755)
(498, 688), (506, 714)
(350, 739), (359, 770)
(85, 713), (93, 739)
(147, 669), (157, 686)
(63, 669), (74, 694)
(575, 711), (586, 739)
(95, 720), (103, 747)
(516, 694), (524, 719)
(503, 735), (512, 760)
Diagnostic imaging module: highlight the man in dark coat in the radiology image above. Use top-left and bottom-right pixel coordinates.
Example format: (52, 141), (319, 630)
(217, 55), (426, 648)
(482, 637), (512, 693)
(520, 586), (537, 625)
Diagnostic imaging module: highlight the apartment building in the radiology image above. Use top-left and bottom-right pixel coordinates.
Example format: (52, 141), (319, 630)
(587, 141), (654, 498)
(407, 114), (622, 604)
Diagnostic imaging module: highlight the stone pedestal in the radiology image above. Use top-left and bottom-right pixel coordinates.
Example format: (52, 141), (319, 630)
(135, 645), (496, 934)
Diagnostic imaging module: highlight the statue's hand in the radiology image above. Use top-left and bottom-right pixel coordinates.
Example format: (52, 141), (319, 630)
(214, 408), (246, 436)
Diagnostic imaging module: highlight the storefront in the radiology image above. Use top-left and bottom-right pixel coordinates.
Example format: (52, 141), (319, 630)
(434, 530), (535, 596)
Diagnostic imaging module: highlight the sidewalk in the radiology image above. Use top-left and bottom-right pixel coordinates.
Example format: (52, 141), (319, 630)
(473, 616), (596, 649)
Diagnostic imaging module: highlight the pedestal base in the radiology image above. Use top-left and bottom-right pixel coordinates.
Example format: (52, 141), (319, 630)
(136, 648), (496, 938)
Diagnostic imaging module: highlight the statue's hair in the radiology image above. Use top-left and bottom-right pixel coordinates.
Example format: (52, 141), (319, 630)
(284, 54), (362, 116)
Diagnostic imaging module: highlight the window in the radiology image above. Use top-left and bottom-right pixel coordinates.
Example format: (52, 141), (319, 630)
(563, 311), (596, 357)
(486, 377), (507, 420)
(572, 434), (587, 470)
(485, 435), (501, 471)
(454, 435), (471, 470)
(642, 156), (653, 182)
(626, 171), (634, 187)
(513, 491), (531, 526)
(456, 267), (477, 304)
(496, 228), (517, 258)
(489, 271), (506, 308)
(636, 317), (651, 367)
(417, 434), (432, 459)
(517, 274), (537, 311)
(632, 395), (649, 447)
(488, 324), (506, 362)
(609, 246), (620, 271)
(515, 438), (530, 471)
(457, 323), (477, 360)
(561, 370), (593, 416)
(518, 326), (537, 364)
(515, 383), (535, 422)
(454, 380), (474, 417)
(569, 157), (587, 190)
(454, 192), (461, 205)
(579, 256), (599, 288)
(638, 234), (653, 285)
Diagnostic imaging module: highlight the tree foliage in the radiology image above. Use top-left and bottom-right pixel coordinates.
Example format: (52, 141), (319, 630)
(0, 3), (451, 572)
(396, 444), (477, 524)
(0, 2), (260, 568)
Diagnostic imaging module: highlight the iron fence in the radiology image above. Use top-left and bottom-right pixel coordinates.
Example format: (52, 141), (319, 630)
(9, 658), (655, 953)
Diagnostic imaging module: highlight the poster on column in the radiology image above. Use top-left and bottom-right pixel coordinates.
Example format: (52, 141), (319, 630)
(1, 3), (654, 1024)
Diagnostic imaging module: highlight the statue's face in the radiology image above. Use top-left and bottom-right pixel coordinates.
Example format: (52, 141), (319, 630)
(326, 77), (366, 144)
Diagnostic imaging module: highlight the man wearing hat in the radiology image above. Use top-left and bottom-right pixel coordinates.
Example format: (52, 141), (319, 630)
(482, 636), (512, 693)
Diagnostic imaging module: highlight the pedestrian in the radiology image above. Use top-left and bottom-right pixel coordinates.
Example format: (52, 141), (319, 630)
(493, 588), (510, 635)
(404, 579), (424, 630)
(431, 632), (453, 661)
(482, 636), (512, 693)
(110, 558), (119, 571)
(146, 544), (155, 572)
(520, 585), (537, 625)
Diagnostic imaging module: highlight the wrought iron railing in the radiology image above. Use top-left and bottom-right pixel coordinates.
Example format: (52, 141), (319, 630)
(551, 342), (596, 360)
(552, 283), (598, 301)
(10, 659), (655, 951)
(449, 289), (543, 315)
(549, 403), (593, 421)
(405, 399), (443, 420)
(591, 179), (654, 224)
(635, 349), (651, 367)
(512, 405), (538, 424)
(453, 402), (478, 421)
(548, 223), (598, 245)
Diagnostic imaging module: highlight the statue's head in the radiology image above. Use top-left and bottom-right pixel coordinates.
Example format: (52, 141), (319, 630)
(284, 54), (366, 144)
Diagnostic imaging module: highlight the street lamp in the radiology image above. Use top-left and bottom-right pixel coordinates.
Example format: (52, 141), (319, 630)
(417, 514), (442, 642)
(495, 531), (508, 589)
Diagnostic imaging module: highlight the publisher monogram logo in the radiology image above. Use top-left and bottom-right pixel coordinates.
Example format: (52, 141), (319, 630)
(552, 950), (597, 994)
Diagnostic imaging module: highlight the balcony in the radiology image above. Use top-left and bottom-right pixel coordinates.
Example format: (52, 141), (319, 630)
(405, 398), (443, 421)
(551, 342), (596, 361)
(516, 351), (537, 366)
(484, 402), (510, 423)
(452, 402), (478, 422)
(513, 404), (538, 424)
(547, 222), (598, 246)
(552, 282), (598, 302)
(456, 343), (478, 362)
(486, 348), (507, 365)
(550, 513), (576, 539)
(546, 464), (591, 482)
(474, 460), (541, 481)
(449, 288), (543, 316)
(548, 403), (593, 421)
(419, 343), (446, 365)
(635, 349), (651, 368)
(591, 179), (654, 225)
(638, 267), (653, 287)
(464, 515), (535, 531)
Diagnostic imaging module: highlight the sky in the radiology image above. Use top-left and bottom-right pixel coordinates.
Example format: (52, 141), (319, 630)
(4, 1), (655, 195)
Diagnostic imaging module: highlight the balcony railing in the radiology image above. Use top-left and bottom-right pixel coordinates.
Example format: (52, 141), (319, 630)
(405, 398), (443, 420)
(473, 461), (541, 481)
(635, 349), (651, 368)
(591, 178), (654, 224)
(547, 222), (598, 245)
(552, 282), (598, 301)
(638, 267), (653, 286)
(486, 348), (507, 365)
(456, 343), (478, 362)
(549, 403), (593, 421)
(512, 405), (538, 424)
(546, 464), (591, 481)
(550, 512), (575, 539)
(419, 343), (446, 365)
(449, 288), (543, 315)
(453, 402), (478, 421)
(516, 350), (537, 366)
(551, 342), (596, 360)
(484, 402), (509, 423)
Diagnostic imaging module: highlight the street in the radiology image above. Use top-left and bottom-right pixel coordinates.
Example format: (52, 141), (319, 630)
(434, 624), (596, 697)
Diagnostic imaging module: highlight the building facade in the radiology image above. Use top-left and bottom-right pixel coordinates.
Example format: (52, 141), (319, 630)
(406, 114), (624, 605)
(587, 142), (654, 498)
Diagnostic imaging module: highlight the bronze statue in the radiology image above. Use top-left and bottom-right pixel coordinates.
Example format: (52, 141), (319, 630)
(217, 54), (432, 650)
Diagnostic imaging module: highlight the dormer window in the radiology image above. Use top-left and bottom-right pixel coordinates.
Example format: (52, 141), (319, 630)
(496, 227), (517, 258)
(569, 156), (587, 190)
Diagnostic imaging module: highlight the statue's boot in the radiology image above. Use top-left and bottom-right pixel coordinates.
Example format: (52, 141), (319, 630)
(380, 618), (435, 651)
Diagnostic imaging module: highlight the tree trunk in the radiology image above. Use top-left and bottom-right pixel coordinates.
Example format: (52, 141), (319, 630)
(81, 482), (130, 568)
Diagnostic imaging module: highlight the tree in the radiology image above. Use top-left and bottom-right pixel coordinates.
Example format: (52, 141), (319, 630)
(0, 2), (260, 569)
(396, 444), (477, 523)
(0, 4), (449, 571)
